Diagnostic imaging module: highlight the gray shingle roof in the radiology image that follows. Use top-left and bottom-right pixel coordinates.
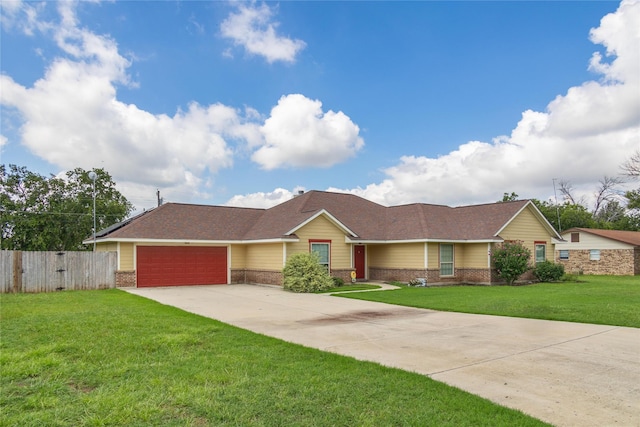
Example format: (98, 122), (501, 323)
(97, 190), (535, 242)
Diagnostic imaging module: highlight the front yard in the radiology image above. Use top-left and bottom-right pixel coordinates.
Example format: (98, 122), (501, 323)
(339, 275), (640, 328)
(1, 290), (547, 426)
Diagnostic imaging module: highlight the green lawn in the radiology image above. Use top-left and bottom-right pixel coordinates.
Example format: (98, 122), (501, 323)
(0, 290), (547, 426)
(339, 276), (640, 328)
(315, 284), (381, 293)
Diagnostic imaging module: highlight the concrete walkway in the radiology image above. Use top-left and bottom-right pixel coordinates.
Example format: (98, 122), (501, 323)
(125, 284), (640, 427)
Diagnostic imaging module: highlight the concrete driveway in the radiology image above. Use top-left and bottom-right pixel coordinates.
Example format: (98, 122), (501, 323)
(125, 284), (640, 427)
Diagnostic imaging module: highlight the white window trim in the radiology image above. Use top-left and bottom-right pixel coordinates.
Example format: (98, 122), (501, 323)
(590, 249), (600, 261)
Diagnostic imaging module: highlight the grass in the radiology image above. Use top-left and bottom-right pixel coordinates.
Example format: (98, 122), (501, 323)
(338, 275), (640, 328)
(0, 290), (548, 427)
(315, 284), (381, 293)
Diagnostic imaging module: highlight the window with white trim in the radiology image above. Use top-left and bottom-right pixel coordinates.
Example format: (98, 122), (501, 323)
(535, 243), (546, 263)
(590, 249), (600, 261)
(310, 241), (330, 272)
(440, 244), (454, 276)
(559, 250), (569, 260)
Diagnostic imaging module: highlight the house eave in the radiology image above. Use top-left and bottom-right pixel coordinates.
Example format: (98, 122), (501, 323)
(346, 237), (504, 244)
(84, 237), (300, 245)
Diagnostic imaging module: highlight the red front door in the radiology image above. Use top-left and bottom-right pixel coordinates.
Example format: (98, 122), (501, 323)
(354, 245), (365, 279)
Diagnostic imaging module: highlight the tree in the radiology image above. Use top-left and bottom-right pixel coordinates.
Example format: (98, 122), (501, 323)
(621, 149), (640, 177)
(532, 199), (594, 232)
(1, 165), (133, 251)
(500, 192), (519, 202)
(621, 150), (640, 210)
(492, 241), (531, 285)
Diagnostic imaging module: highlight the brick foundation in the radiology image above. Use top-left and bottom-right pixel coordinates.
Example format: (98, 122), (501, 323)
(115, 271), (136, 287)
(243, 269), (283, 286)
(330, 269), (357, 283)
(369, 267), (427, 283)
(556, 249), (638, 275)
(370, 267), (497, 285)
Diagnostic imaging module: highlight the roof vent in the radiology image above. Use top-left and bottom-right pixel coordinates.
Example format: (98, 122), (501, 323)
(298, 190), (304, 195)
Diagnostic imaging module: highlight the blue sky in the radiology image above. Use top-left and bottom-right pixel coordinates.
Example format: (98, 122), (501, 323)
(1, 1), (638, 212)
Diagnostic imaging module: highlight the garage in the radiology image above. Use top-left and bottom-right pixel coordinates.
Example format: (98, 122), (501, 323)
(137, 246), (227, 287)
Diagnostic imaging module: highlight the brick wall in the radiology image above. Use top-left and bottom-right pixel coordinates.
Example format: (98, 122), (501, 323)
(369, 267), (427, 283)
(370, 267), (495, 284)
(330, 268), (356, 283)
(457, 268), (493, 284)
(115, 271), (136, 287)
(230, 269), (246, 284)
(243, 269), (283, 286)
(556, 249), (636, 275)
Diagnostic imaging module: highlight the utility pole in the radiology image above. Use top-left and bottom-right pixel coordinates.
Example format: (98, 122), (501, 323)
(89, 171), (98, 251)
(552, 178), (561, 233)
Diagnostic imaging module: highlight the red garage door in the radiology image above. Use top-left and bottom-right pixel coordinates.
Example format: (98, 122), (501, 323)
(137, 246), (227, 287)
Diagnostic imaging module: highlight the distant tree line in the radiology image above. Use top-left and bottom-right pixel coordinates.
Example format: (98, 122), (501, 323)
(1, 165), (133, 251)
(501, 150), (640, 232)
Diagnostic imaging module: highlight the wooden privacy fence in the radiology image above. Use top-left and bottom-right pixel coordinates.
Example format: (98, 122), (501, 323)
(1, 251), (117, 293)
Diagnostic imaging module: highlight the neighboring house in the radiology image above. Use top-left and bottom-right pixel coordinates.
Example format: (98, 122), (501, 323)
(89, 190), (560, 287)
(556, 228), (640, 275)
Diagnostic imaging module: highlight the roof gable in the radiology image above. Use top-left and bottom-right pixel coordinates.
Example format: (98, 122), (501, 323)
(562, 228), (640, 247)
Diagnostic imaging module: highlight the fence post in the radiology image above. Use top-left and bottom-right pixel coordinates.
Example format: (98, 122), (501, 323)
(12, 251), (22, 293)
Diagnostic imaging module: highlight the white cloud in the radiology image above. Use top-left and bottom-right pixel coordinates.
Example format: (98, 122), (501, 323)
(220, 2), (306, 63)
(225, 187), (301, 208)
(0, 2), (262, 209)
(232, 0), (640, 209)
(252, 94), (364, 170)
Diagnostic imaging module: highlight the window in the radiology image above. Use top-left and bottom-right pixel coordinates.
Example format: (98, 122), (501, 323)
(535, 243), (546, 263)
(559, 250), (569, 260)
(310, 241), (330, 272)
(571, 233), (580, 242)
(590, 249), (600, 261)
(440, 244), (454, 276)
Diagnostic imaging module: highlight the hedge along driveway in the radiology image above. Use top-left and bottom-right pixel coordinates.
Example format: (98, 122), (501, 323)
(126, 284), (640, 427)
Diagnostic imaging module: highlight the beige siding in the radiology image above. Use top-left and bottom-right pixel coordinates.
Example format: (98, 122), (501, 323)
(461, 243), (490, 268)
(97, 242), (118, 252)
(368, 243), (424, 269)
(230, 244), (246, 269)
(500, 206), (555, 260)
(427, 243), (440, 269)
(120, 242), (134, 270)
(287, 215), (351, 269)
(557, 232), (633, 250)
(246, 243), (283, 270)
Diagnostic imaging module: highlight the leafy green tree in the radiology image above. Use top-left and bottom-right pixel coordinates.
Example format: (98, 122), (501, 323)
(282, 252), (333, 293)
(532, 199), (594, 232)
(492, 241), (531, 285)
(622, 150), (640, 211)
(1, 165), (133, 251)
(500, 192), (519, 202)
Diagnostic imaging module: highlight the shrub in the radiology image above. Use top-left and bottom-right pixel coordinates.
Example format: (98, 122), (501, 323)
(283, 253), (333, 293)
(533, 261), (565, 282)
(331, 277), (345, 287)
(492, 241), (532, 285)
